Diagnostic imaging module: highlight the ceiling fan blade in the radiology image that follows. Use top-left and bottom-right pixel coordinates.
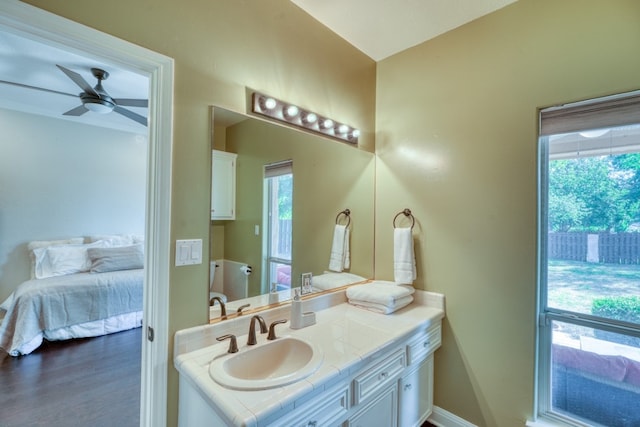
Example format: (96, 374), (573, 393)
(63, 105), (88, 116)
(114, 106), (147, 126)
(114, 98), (148, 108)
(56, 65), (98, 96)
(0, 79), (77, 98)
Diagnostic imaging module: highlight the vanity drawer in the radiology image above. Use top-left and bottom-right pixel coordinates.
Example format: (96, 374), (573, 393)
(352, 348), (406, 405)
(406, 324), (441, 365)
(269, 383), (349, 427)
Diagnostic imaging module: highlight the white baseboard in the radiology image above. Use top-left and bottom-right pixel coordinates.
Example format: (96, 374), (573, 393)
(428, 406), (477, 427)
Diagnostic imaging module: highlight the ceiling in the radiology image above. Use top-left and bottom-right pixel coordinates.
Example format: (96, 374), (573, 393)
(0, 1), (517, 132)
(0, 31), (149, 134)
(291, 0), (519, 61)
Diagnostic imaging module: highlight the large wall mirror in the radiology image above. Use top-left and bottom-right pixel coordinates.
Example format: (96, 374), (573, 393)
(210, 106), (375, 320)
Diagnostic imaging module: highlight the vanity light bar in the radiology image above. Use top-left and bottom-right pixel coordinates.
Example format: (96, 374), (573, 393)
(251, 92), (359, 145)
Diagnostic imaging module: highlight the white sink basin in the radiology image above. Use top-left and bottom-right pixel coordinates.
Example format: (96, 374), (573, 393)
(209, 336), (323, 390)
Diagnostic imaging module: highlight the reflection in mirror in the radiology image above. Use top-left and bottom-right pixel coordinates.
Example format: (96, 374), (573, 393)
(210, 106), (375, 320)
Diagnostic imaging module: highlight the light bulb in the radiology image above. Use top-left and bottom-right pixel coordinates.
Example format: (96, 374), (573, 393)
(321, 118), (334, 129)
(302, 112), (317, 124)
(284, 105), (299, 118)
(337, 124), (349, 134)
(264, 97), (277, 109)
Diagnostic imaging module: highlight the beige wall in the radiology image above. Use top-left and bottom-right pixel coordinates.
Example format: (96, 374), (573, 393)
(21, 1), (376, 425)
(375, 0), (640, 425)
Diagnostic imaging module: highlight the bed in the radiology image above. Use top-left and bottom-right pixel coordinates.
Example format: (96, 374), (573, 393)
(0, 235), (144, 356)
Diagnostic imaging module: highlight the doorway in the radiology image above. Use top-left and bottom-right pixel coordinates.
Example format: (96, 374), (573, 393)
(0, 3), (173, 426)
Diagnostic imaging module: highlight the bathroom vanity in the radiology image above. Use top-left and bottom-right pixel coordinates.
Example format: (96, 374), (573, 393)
(175, 290), (444, 427)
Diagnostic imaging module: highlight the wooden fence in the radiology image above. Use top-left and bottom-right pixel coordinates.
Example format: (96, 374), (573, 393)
(549, 232), (640, 264)
(276, 219), (292, 256)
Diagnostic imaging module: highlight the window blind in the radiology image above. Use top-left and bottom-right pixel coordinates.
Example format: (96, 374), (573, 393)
(541, 90), (640, 159)
(264, 159), (292, 178)
(540, 90), (640, 136)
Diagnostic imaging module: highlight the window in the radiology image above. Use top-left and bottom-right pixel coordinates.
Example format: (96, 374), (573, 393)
(263, 160), (293, 293)
(536, 92), (640, 426)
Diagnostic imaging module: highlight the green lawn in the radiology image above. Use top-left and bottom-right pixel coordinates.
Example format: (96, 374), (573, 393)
(548, 260), (640, 344)
(547, 260), (640, 315)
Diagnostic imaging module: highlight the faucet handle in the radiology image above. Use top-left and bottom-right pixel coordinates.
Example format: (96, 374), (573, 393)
(236, 303), (251, 315)
(267, 319), (288, 340)
(216, 334), (238, 353)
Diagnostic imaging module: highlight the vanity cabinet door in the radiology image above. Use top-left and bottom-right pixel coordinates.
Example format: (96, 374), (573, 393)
(349, 383), (398, 427)
(398, 355), (434, 427)
(211, 150), (236, 220)
(406, 324), (441, 365)
(352, 348), (405, 405)
(268, 383), (349, 427)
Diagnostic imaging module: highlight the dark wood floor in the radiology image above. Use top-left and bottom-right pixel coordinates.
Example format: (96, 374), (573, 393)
(0, 328), (141, 427)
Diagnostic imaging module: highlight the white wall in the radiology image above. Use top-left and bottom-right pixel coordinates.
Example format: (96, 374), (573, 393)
(0, 107), (147, 303)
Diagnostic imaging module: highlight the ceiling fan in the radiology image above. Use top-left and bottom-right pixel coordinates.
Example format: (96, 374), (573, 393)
(0, 65), (148, 126)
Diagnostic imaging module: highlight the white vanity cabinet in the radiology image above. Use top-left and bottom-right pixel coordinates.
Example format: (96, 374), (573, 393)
(174, 294), (445, 427)
(271, 323), (441, 427)
(211, 149), (237, 220)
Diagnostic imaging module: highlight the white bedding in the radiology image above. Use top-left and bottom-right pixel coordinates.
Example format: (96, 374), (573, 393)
(0, 269), (143, 356)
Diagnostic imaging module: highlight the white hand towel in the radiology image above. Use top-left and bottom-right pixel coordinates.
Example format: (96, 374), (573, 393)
(345, 281), (415, 306)
(394, 227), (416, 284)
(312, 272), (365, 291)
(348, 295), (414, 314)
(329, 224), (350, 272)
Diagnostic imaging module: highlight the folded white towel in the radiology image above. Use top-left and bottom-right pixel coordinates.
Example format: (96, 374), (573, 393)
(348, 295), (414, 314)
(329, 224), (350, 272)
(394, 227), (416, 284)
(345, 281), (415, 306)
(312, 272), (366, 291)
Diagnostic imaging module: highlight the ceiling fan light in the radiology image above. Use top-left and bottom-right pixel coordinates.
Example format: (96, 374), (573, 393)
(84, 100), (114, 114)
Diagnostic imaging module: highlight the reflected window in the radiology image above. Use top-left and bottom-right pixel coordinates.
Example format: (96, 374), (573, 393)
(263, 160), (293, 293)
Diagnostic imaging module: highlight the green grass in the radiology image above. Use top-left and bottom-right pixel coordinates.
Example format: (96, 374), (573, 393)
(547, 260), (640, 315)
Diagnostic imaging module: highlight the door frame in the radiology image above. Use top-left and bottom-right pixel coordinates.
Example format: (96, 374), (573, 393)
(0, 2), (173, 426)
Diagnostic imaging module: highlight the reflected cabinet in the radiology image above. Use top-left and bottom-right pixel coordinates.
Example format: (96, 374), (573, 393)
(211, 150), (237, 220)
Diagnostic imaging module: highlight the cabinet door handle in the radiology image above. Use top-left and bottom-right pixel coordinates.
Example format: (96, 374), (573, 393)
(307, 421), (317, 427)
(423, 340), (430, 347)
(378, 371), (388, 380)
(404, 383), (413, 391)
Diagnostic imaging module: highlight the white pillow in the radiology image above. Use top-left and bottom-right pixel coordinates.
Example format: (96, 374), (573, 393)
(33, 241), (107, 279)
(87, 244), (144, 273)
(87, 234), (134, 247)
(27, 238), (85, 279)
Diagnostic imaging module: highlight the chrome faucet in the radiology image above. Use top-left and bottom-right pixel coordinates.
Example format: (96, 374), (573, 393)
(209, 296), (226, 318)
(247, 315), (267, 345)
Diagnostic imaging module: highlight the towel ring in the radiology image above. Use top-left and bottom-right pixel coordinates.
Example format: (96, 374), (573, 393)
(335, 208), (351, 227)
(393, 208), (415, 229)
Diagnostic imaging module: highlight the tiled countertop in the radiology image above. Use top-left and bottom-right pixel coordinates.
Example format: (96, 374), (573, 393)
(175, 289), (445, 426)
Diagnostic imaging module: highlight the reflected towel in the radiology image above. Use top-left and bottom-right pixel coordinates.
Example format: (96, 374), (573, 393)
(348, 295), (414, 315)
(346, 281), (415, 306)
(329, 224), (350, 272)
(394, 227), (416, 284)
(312, 272), (366, 291)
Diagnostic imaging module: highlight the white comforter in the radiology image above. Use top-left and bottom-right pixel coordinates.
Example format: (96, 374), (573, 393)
(0, 269), (143, 356)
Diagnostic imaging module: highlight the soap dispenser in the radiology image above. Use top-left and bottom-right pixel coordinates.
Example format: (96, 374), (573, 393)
(290, 288), (316, 329)
(268, 283), (279, 304)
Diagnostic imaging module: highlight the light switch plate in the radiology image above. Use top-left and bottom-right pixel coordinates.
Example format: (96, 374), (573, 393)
(175, 239), (203, 266)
